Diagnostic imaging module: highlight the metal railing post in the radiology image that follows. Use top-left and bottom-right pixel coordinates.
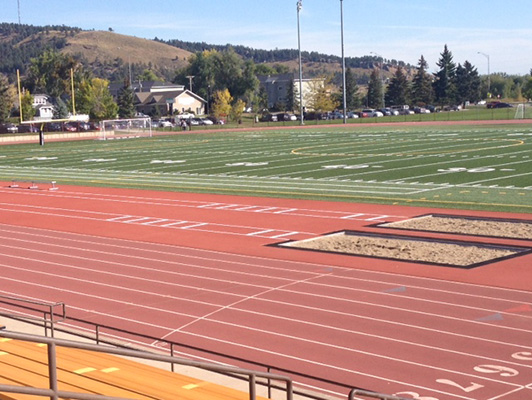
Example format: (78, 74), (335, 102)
(47, 341), (59, 400)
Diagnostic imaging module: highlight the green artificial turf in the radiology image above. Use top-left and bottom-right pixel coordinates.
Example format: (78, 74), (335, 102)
(1, 122), (532, 213)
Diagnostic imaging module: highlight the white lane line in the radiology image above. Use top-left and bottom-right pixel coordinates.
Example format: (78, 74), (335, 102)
(121, 217), (152, 224)
(160, 221), (189, 227)
(271, 232), (300, 239)
(341, 213), (366, 219)
(247, 229), (274, 237)
(197, 203), (222, 208)
(181, 223), (209, 230)
(273, 208), (298, 214)
(107, 215), (133, 221)
(141, 219), (169, 225)
(253, 207), (280, 213)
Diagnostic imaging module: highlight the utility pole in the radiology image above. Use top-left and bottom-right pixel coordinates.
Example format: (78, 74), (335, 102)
(17, 0), (21, 24)
(186, 75), (194, 92)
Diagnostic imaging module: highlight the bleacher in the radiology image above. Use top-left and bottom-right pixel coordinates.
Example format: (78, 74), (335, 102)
(0, 330), (290, 400)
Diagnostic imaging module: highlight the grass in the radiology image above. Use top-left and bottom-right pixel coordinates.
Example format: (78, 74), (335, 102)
(1, 122), (532, 214)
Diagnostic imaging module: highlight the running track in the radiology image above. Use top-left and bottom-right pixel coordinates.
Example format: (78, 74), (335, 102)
(0, 182), (531, 400)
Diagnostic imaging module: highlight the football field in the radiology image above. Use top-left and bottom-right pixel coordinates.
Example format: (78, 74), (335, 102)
(1, 122), (532, 213)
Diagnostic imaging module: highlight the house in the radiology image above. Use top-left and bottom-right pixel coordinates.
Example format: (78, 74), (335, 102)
(32, 94), (55, 120)
(109, 81), (207, 116)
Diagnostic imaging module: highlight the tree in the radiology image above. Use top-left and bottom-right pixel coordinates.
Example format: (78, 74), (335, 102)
(230, 99), (245, 123)
(212, 89), (232, 121)
(285, 77), (295, 112)
(138, 69), (161, 82)
(76, 78), (118, 120)
(385, 67), (410, 107)
(523, 76), (532, 101)
(25, 50), (80, 100)
(411, 55), (433, 106)
(455, 61), (481, 106)
(366, 69), (383, 108)
(20, 89), (35, 121)
(53, 97), (69, 119)
(345, 67), (360, 110)
(307, 77), (339, 113)
(0, 73), (15, 122)
(117, 78), (136, 118)
(433, 45), (457, 105)
(175, 48), (258, 105)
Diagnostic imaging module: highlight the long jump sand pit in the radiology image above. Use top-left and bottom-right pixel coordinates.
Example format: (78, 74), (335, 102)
(378, 214), (532, 240)
(279, 214), (532, 268)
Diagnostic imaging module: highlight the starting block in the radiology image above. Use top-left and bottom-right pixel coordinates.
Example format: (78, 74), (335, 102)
(9, 179), (58, 191)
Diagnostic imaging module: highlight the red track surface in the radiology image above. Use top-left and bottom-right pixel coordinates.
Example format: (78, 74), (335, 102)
(0, 182), (531, 400)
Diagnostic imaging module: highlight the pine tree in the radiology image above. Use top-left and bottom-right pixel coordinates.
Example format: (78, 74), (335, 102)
(433, 45), (457, 105)
(411, 55), (434, 106)
(366, 69), (383, 108)
(385, 67), (410, 107)
(345, 67), (360, 110)
(455, 61), (481, 106)
(117, 78), (136, 118)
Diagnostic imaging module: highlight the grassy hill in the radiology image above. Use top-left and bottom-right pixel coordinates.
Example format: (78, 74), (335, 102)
(62, 30), (191, 73)
(1, 22), (411, 88)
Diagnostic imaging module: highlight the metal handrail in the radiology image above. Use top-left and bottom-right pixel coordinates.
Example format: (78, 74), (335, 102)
(0, 296), (406, 400)
(349, 389), (410, 400)
(0, 294), (65, 337)
(0, 330), (293, 400)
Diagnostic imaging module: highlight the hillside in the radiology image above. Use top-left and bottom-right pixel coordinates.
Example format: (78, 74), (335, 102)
(0, 23), (406, 85)
(62, 30), (192, 72)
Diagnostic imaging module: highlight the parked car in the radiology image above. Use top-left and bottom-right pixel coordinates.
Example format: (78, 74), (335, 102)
(346, 112), (359, 119)
(17, 124), (39, 133)
(158, 120), (173, 128)
(361, 109), (384, 118)
(277, 112), (297, 121)
(259, 113), (278, 122)
(398, 109), (414, 115)
(45, 122), (63, 132)
(413, 107), (431, 114)
(200, 118), (213, 125)
(443, 105), (461, 111)
(0, 123), (18, 134)
(493, 102), (513, 108)
(64, 122), (78, 132)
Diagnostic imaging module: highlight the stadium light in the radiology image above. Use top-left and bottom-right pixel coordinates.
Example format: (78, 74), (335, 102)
(297, 1), (304, 125)
(340, 0), (346, 124)
(477, 51), (491, 97)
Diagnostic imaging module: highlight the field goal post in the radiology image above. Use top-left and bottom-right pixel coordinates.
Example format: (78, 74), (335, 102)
(514, 104), (525, 119)
(99, 117), (152, 140)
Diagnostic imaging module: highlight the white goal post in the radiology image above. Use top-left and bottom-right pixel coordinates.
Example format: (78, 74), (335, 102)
(99, 117), (152, 140)
(514, 104), (525, 119)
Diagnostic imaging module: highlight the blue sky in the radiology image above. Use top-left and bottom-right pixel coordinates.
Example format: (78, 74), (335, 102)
(4, 0), (532, 75)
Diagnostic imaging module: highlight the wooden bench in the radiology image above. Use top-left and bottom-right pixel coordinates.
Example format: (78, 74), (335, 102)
(9, 179), (58, 191)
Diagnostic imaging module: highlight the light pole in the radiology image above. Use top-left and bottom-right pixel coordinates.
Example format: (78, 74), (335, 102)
(477, 52), (490, 98)
(340, 0), (347, 124)
(370, 52), (385, 108)
(297, 0), (304, 125)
